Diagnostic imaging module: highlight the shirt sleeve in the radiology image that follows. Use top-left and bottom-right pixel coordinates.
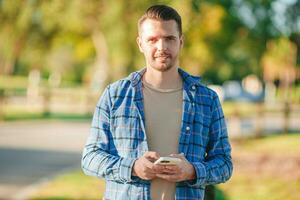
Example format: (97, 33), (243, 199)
(187, 93), (233, 187)
(81, 85), (137, 183)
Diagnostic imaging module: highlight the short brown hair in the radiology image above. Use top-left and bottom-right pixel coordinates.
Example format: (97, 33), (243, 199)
(138, 5), (182, 36)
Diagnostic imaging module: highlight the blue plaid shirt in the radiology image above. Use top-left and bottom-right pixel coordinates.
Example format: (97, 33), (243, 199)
(82, 68), (233, 200)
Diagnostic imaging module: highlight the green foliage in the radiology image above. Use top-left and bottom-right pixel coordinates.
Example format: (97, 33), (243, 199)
(0, 75), (27, 89)
(0, 0), (299, 84)
(220, 174), (300, 200)
(29, 170), (104, 200)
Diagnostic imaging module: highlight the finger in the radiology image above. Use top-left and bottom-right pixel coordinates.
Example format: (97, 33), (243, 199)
(165, 165), (180, 171)
(153, 164), (166, 172)
(142, 167), (157, 179)
(144, 151), (160, 161)
(144, 159), (165, 174)
(163, 169), (178, 174)
(144, 170), (157, 177)
(162, 166), (180, 174)
(144, 173), (156, 180)
(142, 157), (156, 169)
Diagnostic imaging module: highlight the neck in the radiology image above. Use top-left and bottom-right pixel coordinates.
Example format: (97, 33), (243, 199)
(143, 66), (181, 89)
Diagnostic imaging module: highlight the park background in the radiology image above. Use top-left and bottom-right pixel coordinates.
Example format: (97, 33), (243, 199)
(0, 0), (299, 199)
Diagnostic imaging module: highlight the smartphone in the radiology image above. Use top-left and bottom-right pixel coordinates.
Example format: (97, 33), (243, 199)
(154, 157), (181, 165)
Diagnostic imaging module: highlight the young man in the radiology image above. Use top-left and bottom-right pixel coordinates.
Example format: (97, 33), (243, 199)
(82, 5), (233, 200)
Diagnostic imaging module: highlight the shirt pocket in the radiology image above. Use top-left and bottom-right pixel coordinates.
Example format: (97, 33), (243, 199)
(111, 107), (145, 156)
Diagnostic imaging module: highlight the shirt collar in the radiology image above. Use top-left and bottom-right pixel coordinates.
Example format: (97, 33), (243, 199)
(128, 67), (201, 89)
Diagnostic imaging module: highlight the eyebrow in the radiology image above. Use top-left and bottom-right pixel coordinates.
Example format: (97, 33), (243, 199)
(165, 35), (176, 39)
(146, 35), (177, 40)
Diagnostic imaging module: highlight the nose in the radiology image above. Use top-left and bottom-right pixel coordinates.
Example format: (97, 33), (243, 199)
(156, 39), (167, 51)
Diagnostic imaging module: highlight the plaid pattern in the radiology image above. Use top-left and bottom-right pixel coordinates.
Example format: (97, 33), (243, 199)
(82, 68), (233, 200)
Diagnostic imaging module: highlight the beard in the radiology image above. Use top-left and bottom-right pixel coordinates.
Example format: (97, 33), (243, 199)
(152, 62), (173, 72)
(149, 53), (177, 72)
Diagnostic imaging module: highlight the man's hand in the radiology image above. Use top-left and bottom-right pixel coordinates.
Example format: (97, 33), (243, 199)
(132, 151), (165, 180)
(155, 153), (196, 182)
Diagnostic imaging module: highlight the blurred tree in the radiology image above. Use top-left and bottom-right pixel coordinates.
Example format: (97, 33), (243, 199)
(0, 0), (299, 86)
(0, 0), (35, 75)
(187, 0), (300, 84)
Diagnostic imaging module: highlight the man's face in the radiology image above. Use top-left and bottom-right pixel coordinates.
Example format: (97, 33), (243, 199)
(137, 19), (183, 72)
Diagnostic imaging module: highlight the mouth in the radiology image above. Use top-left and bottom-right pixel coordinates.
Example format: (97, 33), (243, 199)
(154, 54), (170, 60)
(155, 57), (169, 64)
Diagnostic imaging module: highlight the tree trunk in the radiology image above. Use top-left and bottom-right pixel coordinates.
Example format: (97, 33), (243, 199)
(90, 30), (110, 93)
(0, 89), (4, 121)
(283, 101), (290, 134)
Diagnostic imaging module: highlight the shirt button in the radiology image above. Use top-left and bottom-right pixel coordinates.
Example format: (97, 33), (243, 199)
(191, 86), (196, 90)
(186, 126), (190, 131)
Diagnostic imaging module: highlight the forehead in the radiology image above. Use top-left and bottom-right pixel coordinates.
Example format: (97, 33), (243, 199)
(139, 19), (180, 38)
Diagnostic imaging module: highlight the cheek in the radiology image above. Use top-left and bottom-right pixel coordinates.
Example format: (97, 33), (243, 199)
(143, 50), (154, 61)
(145, 49), (155, 57)
(171, 45), (180, 55)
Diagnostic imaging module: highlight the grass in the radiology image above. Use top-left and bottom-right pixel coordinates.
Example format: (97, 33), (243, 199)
(218, 172), (300, 200)
(232, 133), (300, 155)
(219, 133), (300, 200)
(2, 111), (92, 121)
(28, 134), (300, 200)
(29, 171), (104, 200)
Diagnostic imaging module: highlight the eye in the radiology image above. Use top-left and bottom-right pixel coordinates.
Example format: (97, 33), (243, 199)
(147, 38), (157, 43)
(166, 36), (176, 41)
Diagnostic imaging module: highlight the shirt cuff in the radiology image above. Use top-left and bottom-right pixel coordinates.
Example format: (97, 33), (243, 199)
(119, 157), (137, 183)
(186, 161), (206, 187)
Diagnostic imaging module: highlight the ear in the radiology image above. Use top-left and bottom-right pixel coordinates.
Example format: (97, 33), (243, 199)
(179, 35), (184, 49)
(136, 36), (144, 53)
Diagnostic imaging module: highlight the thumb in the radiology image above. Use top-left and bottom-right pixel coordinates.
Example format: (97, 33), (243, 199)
(170, 153), (185, 159)
(144, 151), (160, 161)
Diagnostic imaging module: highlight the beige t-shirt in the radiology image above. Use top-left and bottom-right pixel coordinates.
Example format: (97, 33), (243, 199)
(142, 79), (183, 200)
